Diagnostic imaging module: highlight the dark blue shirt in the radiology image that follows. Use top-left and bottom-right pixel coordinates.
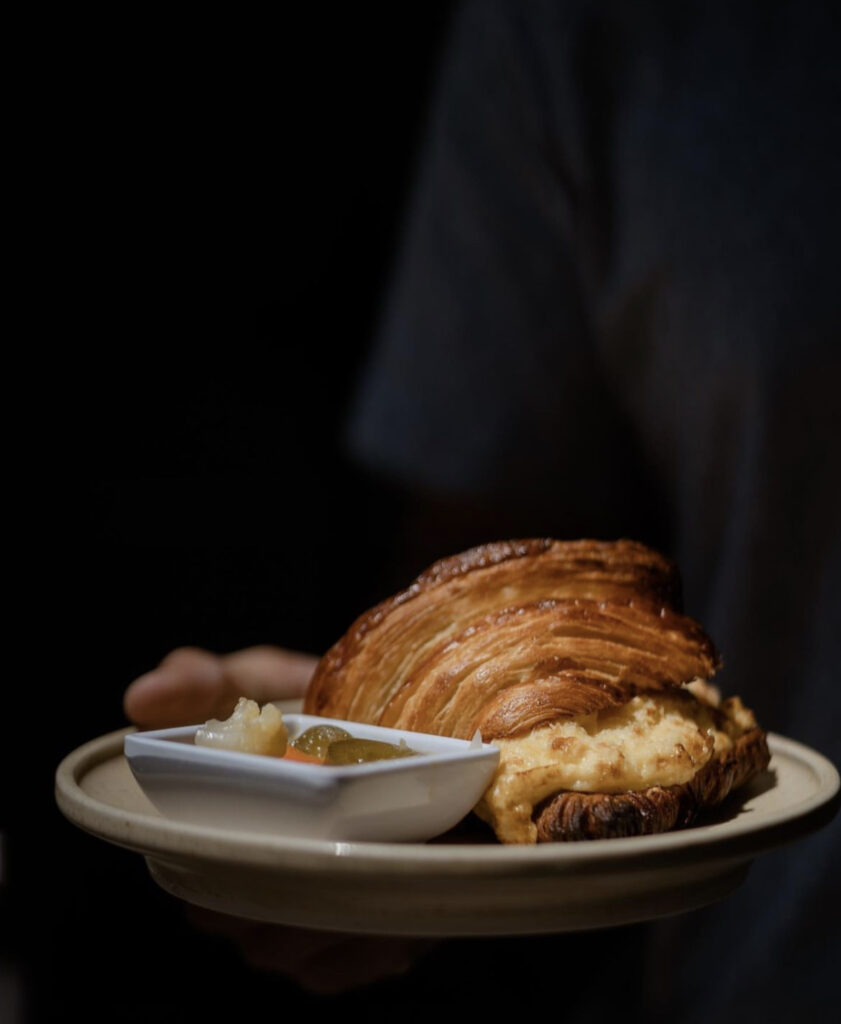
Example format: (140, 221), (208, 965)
(347, 2), (841, 1019)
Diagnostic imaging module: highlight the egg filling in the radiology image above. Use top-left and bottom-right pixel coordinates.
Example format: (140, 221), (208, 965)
(475, 683), (756, 844)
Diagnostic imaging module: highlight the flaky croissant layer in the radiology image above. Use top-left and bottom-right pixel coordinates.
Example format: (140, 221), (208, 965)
(303, 539), (769, 842)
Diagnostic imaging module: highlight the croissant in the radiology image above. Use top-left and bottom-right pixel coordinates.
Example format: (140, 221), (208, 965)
(304, 539), (769, 843)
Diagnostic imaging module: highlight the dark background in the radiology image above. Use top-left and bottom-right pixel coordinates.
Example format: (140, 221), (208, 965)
(11, 6), (509, 1021)
(12, 4), (837, 1021)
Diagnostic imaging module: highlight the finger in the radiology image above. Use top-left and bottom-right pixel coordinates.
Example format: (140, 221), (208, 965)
(184, 910), (438, 994)
(184, 912), (360, 981)
(123, 647), (235, 728)
(231, 926), (433, 994)
(123, 646), (320, 728)
(220, 646), (318, 703)
(288, 935), (435, 994)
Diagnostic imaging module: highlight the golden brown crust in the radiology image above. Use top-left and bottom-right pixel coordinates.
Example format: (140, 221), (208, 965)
(305, 538), (686, 724)
(413, 538), (681, 603)
(303, 537), (767, 844)
(533, 727), (770, 841)
(391, 598), (719, 740)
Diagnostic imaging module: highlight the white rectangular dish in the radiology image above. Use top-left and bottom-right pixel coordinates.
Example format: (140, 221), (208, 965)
(124, 712), (500, 842)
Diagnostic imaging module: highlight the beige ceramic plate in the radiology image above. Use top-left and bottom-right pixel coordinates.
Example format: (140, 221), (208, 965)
(55, 724), (839, 937)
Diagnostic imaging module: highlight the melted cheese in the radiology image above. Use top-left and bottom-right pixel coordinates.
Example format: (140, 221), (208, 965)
(475, 688), (751, 844)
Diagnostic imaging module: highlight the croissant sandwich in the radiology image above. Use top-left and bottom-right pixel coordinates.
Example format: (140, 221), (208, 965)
(304, 539), (770, 843)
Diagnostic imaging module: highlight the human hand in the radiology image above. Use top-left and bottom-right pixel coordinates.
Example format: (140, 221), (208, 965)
(123, 645), (319, 729)
(124, 645), (439, 993)
(186, 908), (435, 995)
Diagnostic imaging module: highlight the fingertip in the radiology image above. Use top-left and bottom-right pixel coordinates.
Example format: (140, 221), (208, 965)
(123, 653), (232, 728)
(123, 668), (172, 727)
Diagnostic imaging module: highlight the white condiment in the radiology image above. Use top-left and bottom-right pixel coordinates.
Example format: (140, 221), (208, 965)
(194, 697), (288, 757)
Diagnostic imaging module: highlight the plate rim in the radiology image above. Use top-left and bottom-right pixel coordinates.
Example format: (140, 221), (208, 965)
(55, 727), (839, 876)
